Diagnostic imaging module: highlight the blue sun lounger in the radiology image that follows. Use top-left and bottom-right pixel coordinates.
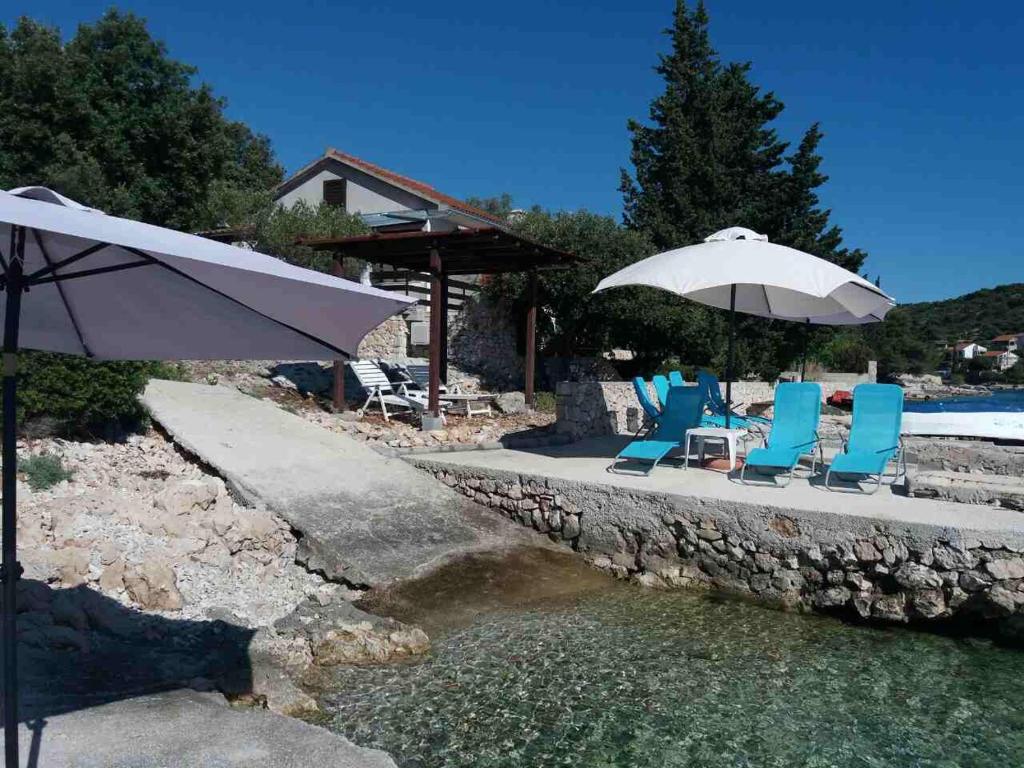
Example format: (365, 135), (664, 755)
(696, 370), (770, 432)
(740, 382), (822, 487)
(632, 376), (662, 423)
(825, 383), (905, 494)
(609, 384), (706, 475)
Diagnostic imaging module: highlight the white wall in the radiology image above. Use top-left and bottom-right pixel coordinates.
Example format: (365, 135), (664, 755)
(275, 157), (436, 214)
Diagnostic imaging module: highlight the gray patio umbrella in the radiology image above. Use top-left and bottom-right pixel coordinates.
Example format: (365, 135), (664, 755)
(594, 227), (895, 426)
(0, 187), (413, 767)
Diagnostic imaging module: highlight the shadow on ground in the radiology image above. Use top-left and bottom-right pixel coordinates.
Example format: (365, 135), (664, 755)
(10, 579), (255, 722)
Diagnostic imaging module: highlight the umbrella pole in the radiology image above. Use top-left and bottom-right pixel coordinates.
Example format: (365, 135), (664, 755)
(801, 319), (810, 382)
(725, 284), (736, 429)
(1, 225), (23, 768)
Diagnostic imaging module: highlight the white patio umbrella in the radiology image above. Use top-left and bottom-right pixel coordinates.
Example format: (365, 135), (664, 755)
(0, 187), (414, 767)
(593, 227), (895, 425)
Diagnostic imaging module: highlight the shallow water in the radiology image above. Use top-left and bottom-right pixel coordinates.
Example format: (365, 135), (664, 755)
(317, 550), (1024, 767)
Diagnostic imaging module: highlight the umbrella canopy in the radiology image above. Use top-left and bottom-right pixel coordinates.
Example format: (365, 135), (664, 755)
(0, 187), (412, 359)
(0, 187), (414, 768)
(594, 227), (894, 322)
(593, 227), (896, 429)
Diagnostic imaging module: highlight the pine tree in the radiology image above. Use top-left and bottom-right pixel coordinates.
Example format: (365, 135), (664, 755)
(620, 0), (787, 249)
(769, 123), (865, 273)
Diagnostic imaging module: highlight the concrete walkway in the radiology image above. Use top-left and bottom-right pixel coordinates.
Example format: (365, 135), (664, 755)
(12, 690), (396, 768)
(142, 380), (532, 588)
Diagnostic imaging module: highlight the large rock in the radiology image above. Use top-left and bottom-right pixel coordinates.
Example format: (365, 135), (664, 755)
(495, 391), (527, 415)
(985, 557), (1024, 580)
(124, 560), (183, 611)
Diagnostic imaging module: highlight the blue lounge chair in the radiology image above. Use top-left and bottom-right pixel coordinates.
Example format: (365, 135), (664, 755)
(740, 382), (822, 487)
(696, 370), (770, 432)
(652, 374), (670, 409)
(825, 384), (905, 494)
(632, 376), (662, 423)
(609, 385), (706, 475)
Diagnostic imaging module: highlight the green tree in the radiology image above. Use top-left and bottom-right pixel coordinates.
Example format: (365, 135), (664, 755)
(618, 1), (871, 377)
(0, 11), (282, 229)
(620, 0), (786, 249)
(204, 188), (370, 273)
(0, 11), (284, 434)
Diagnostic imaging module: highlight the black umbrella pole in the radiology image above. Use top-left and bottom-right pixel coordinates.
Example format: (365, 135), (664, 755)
(725, 285), (736, 430)
(801, 319), (810, 382)
(2, 227), (23, 768)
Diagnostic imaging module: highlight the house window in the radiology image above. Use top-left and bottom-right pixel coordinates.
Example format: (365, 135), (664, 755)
(323, 179), (347, 209)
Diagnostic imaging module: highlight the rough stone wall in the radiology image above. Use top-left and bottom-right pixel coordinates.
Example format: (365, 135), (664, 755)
(448, 297), (524, 390)
(357, 314), (408, 360)
(413, 459), (1024, 638)
(555, 380), (867, 441)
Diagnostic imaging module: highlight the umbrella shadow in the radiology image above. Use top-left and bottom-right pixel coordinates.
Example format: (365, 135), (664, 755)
(13, 580), (256, 727)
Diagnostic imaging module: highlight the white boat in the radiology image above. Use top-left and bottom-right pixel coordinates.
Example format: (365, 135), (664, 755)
(902, 410), (1024, 441)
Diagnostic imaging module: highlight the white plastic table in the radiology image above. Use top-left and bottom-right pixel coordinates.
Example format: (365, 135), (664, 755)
(684, 427), (748, 471)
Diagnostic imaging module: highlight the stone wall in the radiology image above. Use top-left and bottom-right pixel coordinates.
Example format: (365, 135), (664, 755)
(448, 297), (524, 390)
(412, 459), (1024, 638)
(555, 378), (868, 441)
(357, 314), (408, 360)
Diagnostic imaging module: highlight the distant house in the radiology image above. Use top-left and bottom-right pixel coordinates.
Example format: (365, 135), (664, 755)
(990, 333), (1024, 354)
(982, 349), (1020, 372)
(954, 341), (987, 360)
(274, 148), (502, 232)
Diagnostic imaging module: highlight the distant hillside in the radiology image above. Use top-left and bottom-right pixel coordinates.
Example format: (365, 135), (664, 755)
(897, 283), (1024, 343)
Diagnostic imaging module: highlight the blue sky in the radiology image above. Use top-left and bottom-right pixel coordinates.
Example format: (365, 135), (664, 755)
(12, 1), (1024, 304)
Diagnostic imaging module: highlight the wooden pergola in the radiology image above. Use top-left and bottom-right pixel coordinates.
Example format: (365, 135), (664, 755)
(303, 227), (577, 420)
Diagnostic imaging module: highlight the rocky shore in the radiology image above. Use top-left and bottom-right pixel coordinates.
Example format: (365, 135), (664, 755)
(12, 428), (433, 724)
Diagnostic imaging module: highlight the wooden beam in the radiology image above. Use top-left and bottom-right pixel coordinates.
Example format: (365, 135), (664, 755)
(428, 247), (443, 417)
(330, 256), (347, 411)
(525, 269), (537, 407)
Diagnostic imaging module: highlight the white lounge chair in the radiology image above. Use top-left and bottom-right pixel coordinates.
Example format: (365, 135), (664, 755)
(396, 361), (496, 417)
(350, 360), (449, 423)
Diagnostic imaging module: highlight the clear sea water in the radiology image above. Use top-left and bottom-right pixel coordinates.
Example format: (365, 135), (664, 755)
(312, 549), (1024, 768)
(904, 389), (1024, 414)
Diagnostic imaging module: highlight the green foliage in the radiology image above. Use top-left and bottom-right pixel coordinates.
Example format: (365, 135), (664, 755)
(532, 391), (556, 414)
(1003, 361), (1024, 385)
(20, 452), (73, 490)
(463, 193), (520, 220)
(816, 333), (872, 374)
(206, 189), (370, 273)
(897, 283), (1024, 344)
(0, 12), (287, 435)
(0, 11), (282, 229)
(13, 352), (179, 436)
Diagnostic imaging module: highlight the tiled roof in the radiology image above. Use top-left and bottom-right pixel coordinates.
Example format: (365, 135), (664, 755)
(278, 148), (505, 227)
(992, 333), (1022, 341)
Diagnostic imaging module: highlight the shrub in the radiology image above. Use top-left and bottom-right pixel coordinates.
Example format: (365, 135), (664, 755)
(532, 391), (557, 414)
(21, 452), (73, 490)
(10, 352), (181, 437)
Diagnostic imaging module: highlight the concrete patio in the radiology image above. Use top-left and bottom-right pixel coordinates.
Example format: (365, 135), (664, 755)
(410, 435), (1024, 538)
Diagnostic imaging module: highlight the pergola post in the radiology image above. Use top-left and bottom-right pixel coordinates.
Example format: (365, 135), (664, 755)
(426, 247), (444, 425)
(330, 257), (346, 411)
(524, 269), (538, 407)
(439, 269), (449, 386)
